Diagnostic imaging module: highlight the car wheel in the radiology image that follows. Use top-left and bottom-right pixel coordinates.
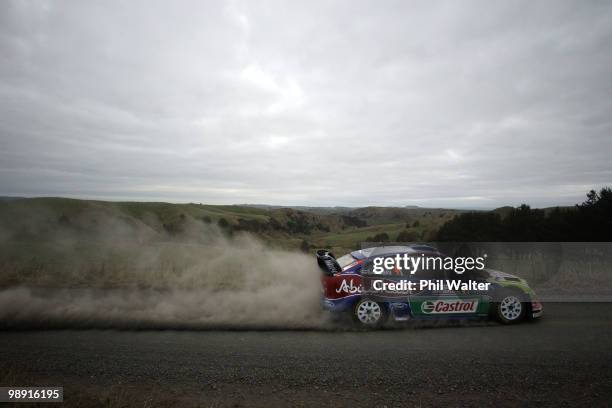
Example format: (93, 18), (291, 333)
(353, 299), (386, 328)
(494, 293), (526, 324)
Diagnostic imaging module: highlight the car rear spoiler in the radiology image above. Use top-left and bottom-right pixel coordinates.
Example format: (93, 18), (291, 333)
(316, 249), (342, 276)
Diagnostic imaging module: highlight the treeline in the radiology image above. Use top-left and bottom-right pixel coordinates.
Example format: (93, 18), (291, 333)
(364, 230), (421, 244)
(436, 187), (612, 241)
(216, 211), (370, 236)
(214, 211), (331, 236)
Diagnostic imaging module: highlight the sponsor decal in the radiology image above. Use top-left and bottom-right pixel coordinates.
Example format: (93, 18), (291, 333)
(336, 279), (362, 294)
(420, 299), (478, 314)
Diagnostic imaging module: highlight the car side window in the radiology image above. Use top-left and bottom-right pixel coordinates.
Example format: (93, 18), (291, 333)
(412, 256), (447, 280)
(361, 259), (375, 275)
(457, 267), (488, 281)
(361, 256), (402, 276)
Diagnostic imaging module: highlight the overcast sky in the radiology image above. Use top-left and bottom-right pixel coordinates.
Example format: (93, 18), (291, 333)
(1, 0), (611, 208)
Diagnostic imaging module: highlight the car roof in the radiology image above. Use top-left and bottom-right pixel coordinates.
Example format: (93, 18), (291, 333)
(351, 245), (440, 259)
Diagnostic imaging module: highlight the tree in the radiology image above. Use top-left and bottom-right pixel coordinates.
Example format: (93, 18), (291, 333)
(341, 215), (367, 228)
(370, 232), (389, 242)
(268, 217), (282, 230)
(396, 230), (417, 242)
(435, 212), (503, 241)
(217, 217), (229, 229)
(503, 204), (546, 241)
(300, 239), (310, 253)
(435, 187), (612, 242)
(582, 189), (600, 207)
(57, 214), (70, 226)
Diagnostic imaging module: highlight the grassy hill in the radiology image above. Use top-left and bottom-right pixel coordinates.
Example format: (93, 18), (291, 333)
(1, 194), (607, 291)
(0, 197), (467, 288)
(0, 197), (464, 254)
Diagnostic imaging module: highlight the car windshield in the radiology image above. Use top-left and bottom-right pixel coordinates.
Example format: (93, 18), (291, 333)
(336, 253), (356, 268)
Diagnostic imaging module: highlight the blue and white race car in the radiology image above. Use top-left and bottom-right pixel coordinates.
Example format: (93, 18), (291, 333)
(317, 245), (543, 327)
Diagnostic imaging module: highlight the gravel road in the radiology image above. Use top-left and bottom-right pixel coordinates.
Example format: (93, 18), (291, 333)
(1, 303), (611, 407)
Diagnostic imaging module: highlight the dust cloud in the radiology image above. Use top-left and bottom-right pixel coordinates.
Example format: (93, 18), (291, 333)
(0, 213), (327, 329)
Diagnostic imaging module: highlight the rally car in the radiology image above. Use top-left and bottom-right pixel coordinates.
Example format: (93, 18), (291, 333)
(316, 245), (543, 327)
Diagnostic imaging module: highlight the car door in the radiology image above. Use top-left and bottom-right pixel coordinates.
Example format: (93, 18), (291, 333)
(408, 256), (486, 318)
(447, 268), (491, 317)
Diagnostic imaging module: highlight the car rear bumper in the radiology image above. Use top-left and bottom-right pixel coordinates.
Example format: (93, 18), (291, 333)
(321, 295), (360, 313)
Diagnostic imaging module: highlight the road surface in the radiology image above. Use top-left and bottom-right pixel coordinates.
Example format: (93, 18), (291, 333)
(1, 303), (611, 407)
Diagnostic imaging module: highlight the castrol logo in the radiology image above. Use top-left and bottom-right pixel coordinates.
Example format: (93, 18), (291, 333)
(421, 299), (478, 314)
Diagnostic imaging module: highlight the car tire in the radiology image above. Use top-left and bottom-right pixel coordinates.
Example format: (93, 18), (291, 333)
(493, 292), (527, 324)
(353, 298), (386, 328)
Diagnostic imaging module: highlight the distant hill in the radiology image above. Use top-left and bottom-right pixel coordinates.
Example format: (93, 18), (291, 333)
(0, 197), (467, 254)
(344, 206), (461, 225)
(240, 204), (355, 215)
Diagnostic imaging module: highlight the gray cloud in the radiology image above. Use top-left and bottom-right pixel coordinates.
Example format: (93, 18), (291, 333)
(1, 0), (611, 208)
